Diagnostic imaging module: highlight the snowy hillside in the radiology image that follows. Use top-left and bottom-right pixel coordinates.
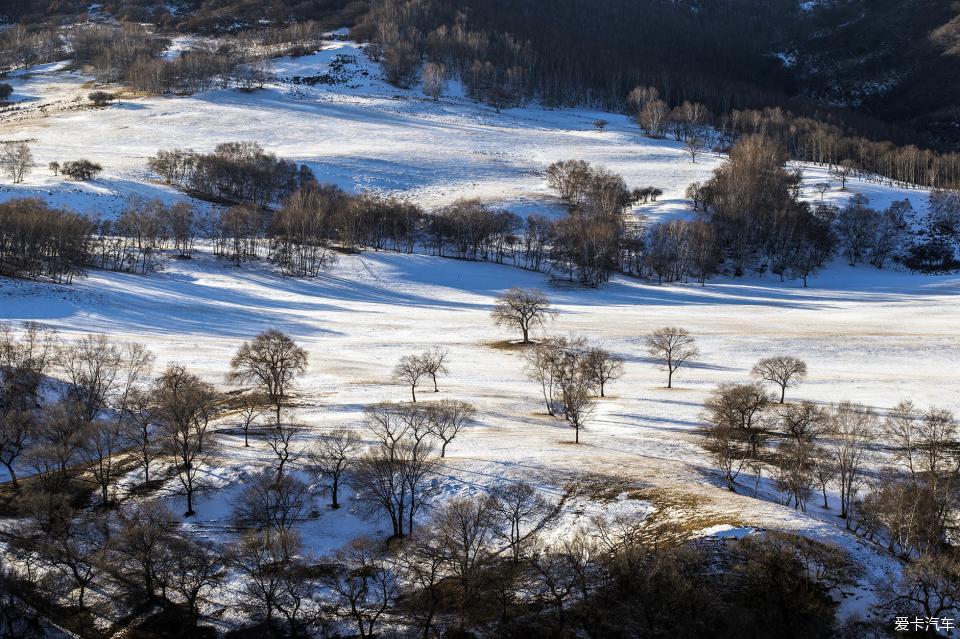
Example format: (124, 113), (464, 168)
(0, 40), (934, 225)
(0, 36), (957, 636)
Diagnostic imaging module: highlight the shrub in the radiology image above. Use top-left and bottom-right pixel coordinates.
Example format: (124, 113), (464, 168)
(0, 83), (12, 101)
(88, 91), (114, 106)
(904, 239), (958, 272)
(61, 159), (103, 181)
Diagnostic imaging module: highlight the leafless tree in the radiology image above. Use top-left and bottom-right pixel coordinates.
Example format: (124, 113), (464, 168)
(121, 388), (161, 486)
(232, 470), (311, 535)
(644, 326), (699, 388)
(396, 531), (447, 639)
(814, 182), (831, 199)
(0, 142), (32, 184)
(751, 356), (807, 403)
(556, 360), (596, 444)
(307, 427), (362, 509)
(168, 536), (224, 628)
(394, 353), (429, 402)
(80, 418), (126, 507)
(878, 554), (960, 620)
(703, 382), (771, 458)
(636, 98), (669, 138)
(111, 500), (178, 604)
(491, 481), (558, 564)
(235, 392), (268, 447)
(364, 402), (409, 457)
(231, 529), (310, 635)
(228, 329), (308, 425)
(59, 333), (125, 423)
(491, 288), (555, 343)
(433, 495), (499, 630)
(260, 423), (299, 481)
(420, 346), (449, 393)
(322, 536), (398, 639)
(774, 402), (828, 511)
(523, 336), (586, 416)
(684, 125), (709, 162)
(422, 62), (447, 100)
(831, 160), (856, 190)
(826, 402), (875, 526)
(426, 399), (475, 457)
(48, 161), (60, 176)
(154, 365), (221, 517)
(353, 439), (438, 538)
(915, 407), (957, 493)
(579, 346), (624, 397)
(0, 410), (34, 489)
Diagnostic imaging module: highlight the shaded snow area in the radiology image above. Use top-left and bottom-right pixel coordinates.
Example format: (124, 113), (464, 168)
(2, 245), (959, 624)
(0, 37), (955, 630)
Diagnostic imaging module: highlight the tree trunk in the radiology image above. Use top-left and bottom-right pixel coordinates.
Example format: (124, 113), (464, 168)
(432, 375), (439, 392)
(411, 386), (417, 402)
(779, 386), (786, 403)
(185, 489), (195, 517)
(667, 368), (673, 389)
(521, 325), (529, 343)
(4, 464), (17, 490)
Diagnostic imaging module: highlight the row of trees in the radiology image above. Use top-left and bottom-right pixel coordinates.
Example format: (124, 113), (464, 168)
(149, 142), (315, 208)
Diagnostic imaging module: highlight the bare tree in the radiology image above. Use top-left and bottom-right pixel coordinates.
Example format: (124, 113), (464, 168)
(491, 481), (558, 564)
(260, 424), (299, 481)
(232, 470), (311, 535)
(826, 402), (875, 526)
(703, 383), (771, 458)
(433, 495), (499, 630)
(684, 125), (709, 162)
(231, 529), (310, 635)
(579, 346), (624, 397)
(774, 402), (828, 511)
(228, 329), (308, 425)
(154, 365), (220, 517)
(556, 361), (595, 444)
(422, 62), (447, 100)
(814, 182), (831, 199)
(60, 333), (125, 423)
(915, 407), (956, 493)
(0, 142), (32, 184)
(426, 399), (475, 457)
(0, 410), (34, 490)
(644, 327), (699, 388)
(420, 346), (449, 393)
(80, 418), (127, 507)
(168, 536), (224, 628)
(885, 400), (919, 482)
(394, 354), (428, 402)
(353, 439), (438, 538)
(831, 160), (856, 190)
(235, 392), (268, 447)
(491, 288), (556, 343)
(307, 427), (361, 509)
(751, 356), (807, 403)
(111, 500), (178, 605)
(323, 536), (398, 639)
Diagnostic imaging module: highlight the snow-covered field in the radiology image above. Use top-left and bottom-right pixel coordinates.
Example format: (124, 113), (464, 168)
(1, 37), (957, 625)
(0, 40), (934, 222)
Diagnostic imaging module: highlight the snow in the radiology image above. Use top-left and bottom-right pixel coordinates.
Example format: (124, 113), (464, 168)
(0, 38), (954, 626)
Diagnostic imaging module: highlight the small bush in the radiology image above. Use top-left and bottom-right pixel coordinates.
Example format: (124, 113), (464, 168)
(88, 90), (114, 106)
(0, 83), (12, 101)
(61, 159), (103, 181)
(904, 239), (958, 272)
